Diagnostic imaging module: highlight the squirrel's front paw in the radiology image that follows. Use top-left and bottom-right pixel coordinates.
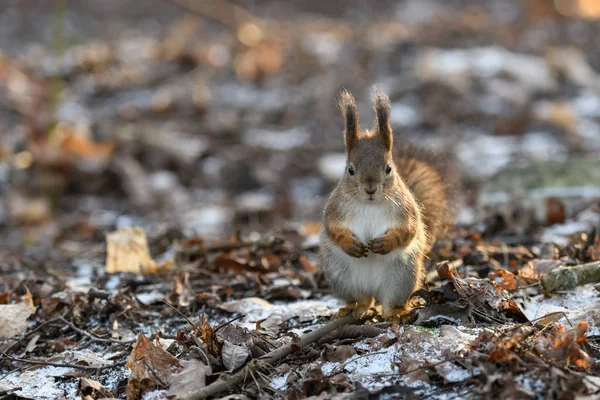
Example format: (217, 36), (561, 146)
(344, 236), (367, 258)
(370, 235), (395, 255)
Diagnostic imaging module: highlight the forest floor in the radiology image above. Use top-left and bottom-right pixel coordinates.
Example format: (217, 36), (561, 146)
(1, 1), (600, 399)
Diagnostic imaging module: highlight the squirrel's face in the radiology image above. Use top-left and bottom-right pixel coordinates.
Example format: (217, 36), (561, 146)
(345, 136), (395, 202)
(338, 88), (397, 203)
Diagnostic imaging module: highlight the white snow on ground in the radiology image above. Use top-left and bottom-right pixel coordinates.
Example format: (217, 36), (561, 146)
(137, 289), (166, 305)
(305, 325), (479, 394)
(142, 389), (168, 400)
(270, 373), (290, 391)
(0, 352), (130, 400)
(220, 295), (345, 331)
(1, 367), (73, 400)
(522, 283), (600, 336)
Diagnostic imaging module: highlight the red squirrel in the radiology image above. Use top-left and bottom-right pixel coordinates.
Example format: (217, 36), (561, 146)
(319, 88), (454, 319)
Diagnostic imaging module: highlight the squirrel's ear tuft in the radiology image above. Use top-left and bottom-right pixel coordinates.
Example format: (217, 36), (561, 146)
(338, 89), (359, 150)
(372, 88), (392, 151)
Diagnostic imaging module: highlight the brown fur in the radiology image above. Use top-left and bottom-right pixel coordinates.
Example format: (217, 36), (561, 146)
(338, 89), (360, 150)
(394, 143), (455, 242)
(328, 88), (451, 248)
(324, 210), (367, 258)
(320, 87), (456, 315)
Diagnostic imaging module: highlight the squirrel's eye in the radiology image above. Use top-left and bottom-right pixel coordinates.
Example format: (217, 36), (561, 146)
(385, 164), (392, 174)
(348, 165), (355, 176)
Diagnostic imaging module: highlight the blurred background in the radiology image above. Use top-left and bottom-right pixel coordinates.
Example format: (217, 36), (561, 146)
(1, 0), (600, 252)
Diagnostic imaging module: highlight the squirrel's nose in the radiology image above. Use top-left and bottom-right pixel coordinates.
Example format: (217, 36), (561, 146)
(365, 184), (377, 195)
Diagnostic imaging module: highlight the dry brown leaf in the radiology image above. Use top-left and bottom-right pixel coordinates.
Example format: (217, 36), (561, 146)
(0, 288), (36, 340)
(548, 324), (593, 370)
(436, 261), (456, 280)
(200, 317), (223, 358)
(73, 351), (111, 368)
(125, 332), (181, 399)
(105, 227), (161, 274)
(221, 341), (250, 371)
(488, 349), (520, 363)
(6, 194), (51, 224)
(79, 378), (114, 399)
(299, 221), (321, 236)
(167, 359), (212, 399)
(323, 344), (357, 363)
(214, 253), (251, 273)
(489, 269), (517, 292)
(318, 324), (385, 344)
(297, 255), (316, 273)
(49, 123), (115, 160)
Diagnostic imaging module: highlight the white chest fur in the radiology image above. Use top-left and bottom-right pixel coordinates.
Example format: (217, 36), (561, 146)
(332, 201), (413, 300)
(344, 202), (394, 244)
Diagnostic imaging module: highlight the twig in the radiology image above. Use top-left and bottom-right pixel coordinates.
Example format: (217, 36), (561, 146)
(161, 300), (199, 330)
(182, 316), (358, 400)
(1, 353), (127, 371)
(58, 317), (136, 345)
(542, 261), (600, 292)
(215, 314), (245, 332)
(144, 359), (168, 388)
(166, 0), (258, 31)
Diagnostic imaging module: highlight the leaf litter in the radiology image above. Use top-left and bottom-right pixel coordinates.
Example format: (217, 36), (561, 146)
(1, 0), (600, 399)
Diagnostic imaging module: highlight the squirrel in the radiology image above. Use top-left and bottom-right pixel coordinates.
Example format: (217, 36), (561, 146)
(319, 88), (455, 320)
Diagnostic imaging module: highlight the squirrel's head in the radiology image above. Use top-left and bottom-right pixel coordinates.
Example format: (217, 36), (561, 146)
(338, 88), (397, 203)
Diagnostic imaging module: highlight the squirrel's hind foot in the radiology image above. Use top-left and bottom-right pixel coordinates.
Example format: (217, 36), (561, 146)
(334, 297), (378, 321)
(383, 305), (415, 324)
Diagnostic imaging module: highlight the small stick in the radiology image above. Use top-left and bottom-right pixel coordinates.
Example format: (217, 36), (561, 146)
(161, 300), (199, 330)
(214, 315), (245, 332)
(58, 317), (135, 345)
(1, 353), (127, 371)
(542, 261), (600, 292)
(182, 316), (357, 400)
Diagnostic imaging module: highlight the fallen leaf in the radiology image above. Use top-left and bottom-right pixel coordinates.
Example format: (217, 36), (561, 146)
(318, 325), (385, 344)
(167, 359), (212, 399)
(0, 288), (36, 340)
(59, 127), (115, 160)
(488, 349), (520, 363)
(105, 227), (158, 274)
(436, 261), (456, 280)
(323, 344), (357, 363)
(24, 334), (40, 353)
(267, 285), (302, 301)
(79, 378), (113, 399)
(6, 194), (51, 224)
(520, 259), (561, 280)
(489, 269), (517, 292)
(73, 351), (111, 368)
(434, 362), (471, 383)
(296, 255), (316, 273)
(395, 356), (429, 384)
(257, 315), (284, 337)
(217, 323), (253, 346)
(221, 340), (250, 371)
(200, 317), (222, 358)
(125, 332), (181, 399)
(413, 302), (472, 327)
(219, 297), (273, 314)
(301, 365), (330, 397)
(545, 322), (593, 370)
(299, 221), (321, 236)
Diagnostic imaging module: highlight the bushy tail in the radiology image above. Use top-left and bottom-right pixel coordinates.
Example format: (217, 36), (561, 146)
(394, 143), (457, 242)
